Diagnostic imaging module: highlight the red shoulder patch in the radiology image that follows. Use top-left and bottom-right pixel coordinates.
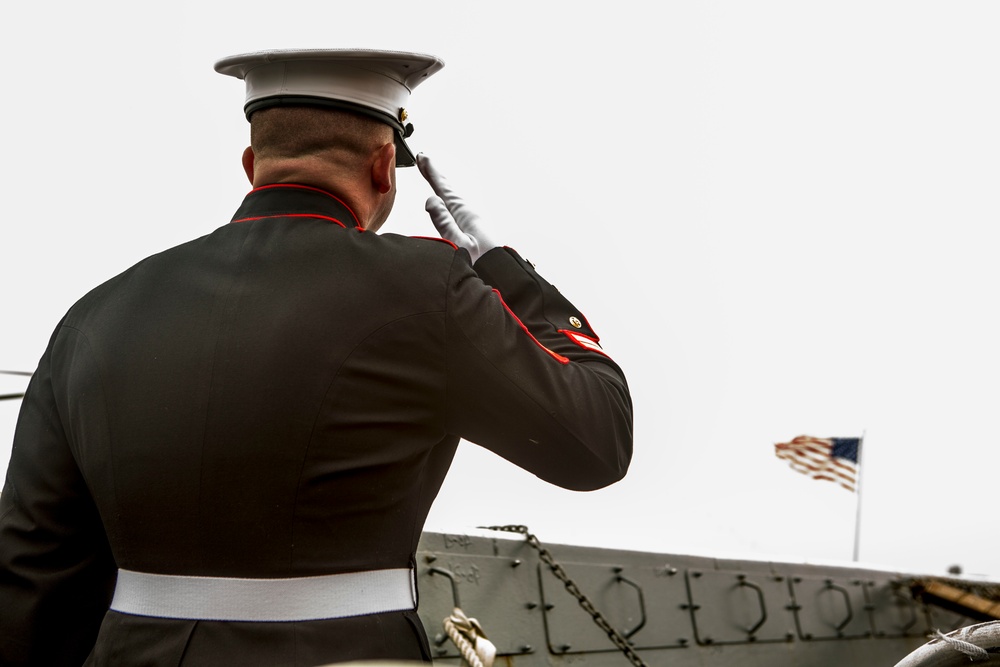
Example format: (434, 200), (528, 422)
(558, 329), (611, 359)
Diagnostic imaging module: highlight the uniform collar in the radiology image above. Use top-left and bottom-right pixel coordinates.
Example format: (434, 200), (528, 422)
(230, 183), (363, 230)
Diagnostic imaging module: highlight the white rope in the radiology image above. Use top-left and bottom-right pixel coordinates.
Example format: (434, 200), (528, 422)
(443, 618), (482, 667)
(442, 607), (496, 667)
(933, 629), (991, 661)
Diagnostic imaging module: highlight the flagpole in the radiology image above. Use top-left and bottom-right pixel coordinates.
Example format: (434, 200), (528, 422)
(852, 430), (866, 562)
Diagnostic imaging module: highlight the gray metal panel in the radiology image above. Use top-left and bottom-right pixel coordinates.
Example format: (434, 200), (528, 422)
(416, 551), (542, 659)
(538, 561), (692, 654)
(414, 532), (985, 666)
(790, 575), (874, 640)
(685, 569), (797, 645)
(865, 578), (928, 639)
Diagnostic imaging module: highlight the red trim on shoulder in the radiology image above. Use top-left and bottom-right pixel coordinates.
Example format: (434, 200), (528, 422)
(575, 313), (598, 336)
(248, 184), (362, 228)
(492, 289), (570, 365)
(558, 329), (612, 359)
(410, 235), (458, 250)
(231, 213), (347, 228)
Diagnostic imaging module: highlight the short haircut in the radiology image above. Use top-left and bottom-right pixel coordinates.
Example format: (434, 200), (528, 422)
(249, 106), (394, 162)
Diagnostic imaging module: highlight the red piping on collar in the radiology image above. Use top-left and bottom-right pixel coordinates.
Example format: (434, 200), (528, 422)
(492, 289), (569, 365)
(232, 213), (347, 228)
(248, 183), (362, 228)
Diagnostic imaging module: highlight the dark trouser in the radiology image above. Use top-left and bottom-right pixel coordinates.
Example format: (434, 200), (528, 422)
(85, 609), (432, 666)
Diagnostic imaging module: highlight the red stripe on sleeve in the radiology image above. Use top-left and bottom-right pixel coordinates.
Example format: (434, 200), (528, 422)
(492, 290), (569, 365)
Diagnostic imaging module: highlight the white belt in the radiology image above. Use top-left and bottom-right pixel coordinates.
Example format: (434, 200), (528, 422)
(110, 567), (416, 622)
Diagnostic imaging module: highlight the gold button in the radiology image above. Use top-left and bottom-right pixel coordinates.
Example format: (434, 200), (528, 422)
(569, 316), (583, 329)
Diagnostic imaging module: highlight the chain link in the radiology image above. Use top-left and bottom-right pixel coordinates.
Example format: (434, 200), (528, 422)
(481, 525), (648, 667)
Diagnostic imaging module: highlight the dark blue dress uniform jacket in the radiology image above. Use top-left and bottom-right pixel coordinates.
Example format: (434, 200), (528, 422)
(0, 184), (633, 666)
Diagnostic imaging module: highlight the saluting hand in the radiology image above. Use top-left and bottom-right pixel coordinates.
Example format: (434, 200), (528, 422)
(417, 154), (498, 263)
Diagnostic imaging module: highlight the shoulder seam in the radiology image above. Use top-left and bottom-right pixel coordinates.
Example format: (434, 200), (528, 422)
(409, 235), (458, 250)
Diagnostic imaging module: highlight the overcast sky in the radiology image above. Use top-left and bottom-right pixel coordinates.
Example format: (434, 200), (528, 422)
(2, 1), (999, 580)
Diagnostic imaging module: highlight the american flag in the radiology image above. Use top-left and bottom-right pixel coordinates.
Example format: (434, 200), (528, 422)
(774, 436), (861, 492)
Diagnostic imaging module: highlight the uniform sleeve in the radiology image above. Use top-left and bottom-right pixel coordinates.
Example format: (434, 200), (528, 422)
(445, 246), (633, 491)
(0, 324), (116, 666)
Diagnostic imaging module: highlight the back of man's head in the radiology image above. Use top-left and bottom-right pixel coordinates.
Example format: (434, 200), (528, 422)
(244, 105), (399, 228)
(251, 106), (393, 169)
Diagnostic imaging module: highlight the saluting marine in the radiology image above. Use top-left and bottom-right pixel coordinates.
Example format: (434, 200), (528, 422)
(0, 49), (633, 665)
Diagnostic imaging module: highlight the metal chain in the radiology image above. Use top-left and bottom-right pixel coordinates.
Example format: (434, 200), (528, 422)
(481, 524), (649, 667)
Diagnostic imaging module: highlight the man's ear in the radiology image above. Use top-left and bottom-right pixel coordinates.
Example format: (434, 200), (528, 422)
(372, 143), (396, 194)
(242, 146), (255, 185)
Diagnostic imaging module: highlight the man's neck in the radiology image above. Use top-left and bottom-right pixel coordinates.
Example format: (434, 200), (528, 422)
(253, 158), (373, 228)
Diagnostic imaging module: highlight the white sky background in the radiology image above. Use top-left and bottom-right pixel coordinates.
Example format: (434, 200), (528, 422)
(2, 1), (999, 579)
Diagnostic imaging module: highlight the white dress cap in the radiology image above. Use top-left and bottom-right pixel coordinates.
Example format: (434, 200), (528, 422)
(214, 49), (444, 167)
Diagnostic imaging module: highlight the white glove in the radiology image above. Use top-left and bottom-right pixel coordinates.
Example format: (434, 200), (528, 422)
(416, 154), (498, 263)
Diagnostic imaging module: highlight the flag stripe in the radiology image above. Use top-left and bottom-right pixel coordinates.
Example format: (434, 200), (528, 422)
(777, 452), (855, 480)
(774, 450), (855, 479)
(774, 435), (859, 492)
(777, 451), (856, 482)
(776, 450), (855, 479)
